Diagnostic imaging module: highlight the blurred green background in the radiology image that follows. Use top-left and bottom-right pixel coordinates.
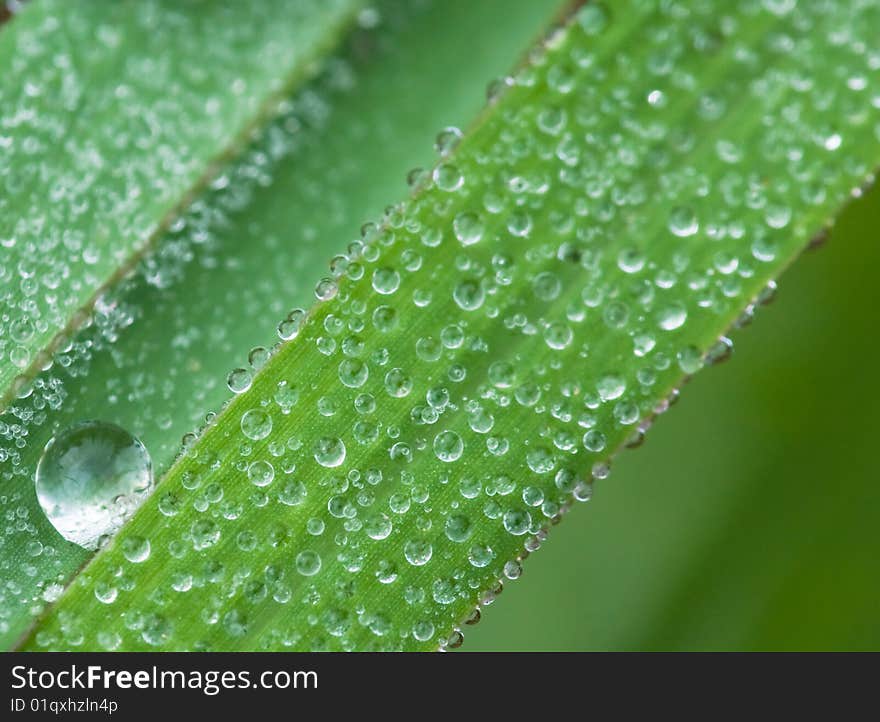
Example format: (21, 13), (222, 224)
(468, 188), (880, 651)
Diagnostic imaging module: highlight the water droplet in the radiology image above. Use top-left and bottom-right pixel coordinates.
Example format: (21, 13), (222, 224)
(444, 514), (473, 542)
(404, 539), (433, 566)
(532, 271), (561, 301)
(657, 303), (688, 331)
(191, 519), (220, 550)
(582, 430), (607, 452)
(120, 535), (151, 563)
(240, 409), (273, 441)
(507, 212), (532, 237)
(365, 513), (393, 540)
(248, 460), (275, 487)
(823, 132), (842, 151)
(502, 509), (532, 535)
(94, 582), (118, 604)
(453, 212), (484, 245)
(434, 126), (463, 157)
(315, 277), (339, 302)
(412, 620), (435, 642)
(617, 248), (645, 274)
(543, 322), (573, 350)
(433, 430), (464, 462)
(226, 368), (253, 394)
(597, 374), (626, 401)
(577, 3), (609, 35)
(668, 206), (699, 237)
(338, 358), (369, 388)
(248, 346), (270, 370)
(468, 543), (495, 568)
(277, 309), (306, 341)
(433, 163), (463, 192)
(296, 550), (322, 577)
(372, 267), (401, 295)
(313, 436), (346, 468)
(35, 421), (153, 550)
(677, 346), (704, 374)
(278, 481), (307, 506)
(384, 368), (413, 397)
(453, 279), (485, 311)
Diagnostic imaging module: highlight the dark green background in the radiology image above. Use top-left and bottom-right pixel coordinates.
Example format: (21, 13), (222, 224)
(469, 189), (880, 651)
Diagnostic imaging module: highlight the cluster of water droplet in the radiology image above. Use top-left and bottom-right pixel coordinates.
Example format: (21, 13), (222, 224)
(19, 0), (880, 652)
(0, 0), (382, 643)
(0, 0), (359, 398)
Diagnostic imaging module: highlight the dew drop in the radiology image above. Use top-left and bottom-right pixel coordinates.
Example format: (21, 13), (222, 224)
(668, 206), (699, 237)
(94, 582), (118, 605)
(384, 368), (413, 397)
(543, 322), (573, 350)
(240, 408), (273, 441)
(338, 358), (369, 388)
(120, 535), (151, 563)
(434, 126), (463, 157)
(677, 346), (704, 374)
(525, 447), (555, 474)
(35, 421), (153, 550)
(248, 460), (275, 487)
(506, 212), (532, 237)
(248, 346), (270, 370)
(364, 513), (393, 540)
(452, 279), (485, 311)
(453, 212), (484, 246)
(502, 509), (532, 535)
(597, 374), (626, 401)
(532, 271), (561, 301)
(617, 247), (645, 274)
(315, 277), (338, 301)
(313, 436), (346, 468)
(582, 430), (607, 452)
(412, 620), (435, 642)
(404, 539), (433, 566)
(277, 309), (306, 341)
(433, 163), (463, 192)
(657, 303), (688, 331)
(433, 430), (464, 463)
(296, 550), (322, 577)
(577, 3), (609, 35)
(226, 368), (253, 394)
(372, 267), (401, 295)
(468, 543), (495, 568)
(823, 132), (842, 151)
(444, 514), (473, 543)
(191, 519), (220, 550)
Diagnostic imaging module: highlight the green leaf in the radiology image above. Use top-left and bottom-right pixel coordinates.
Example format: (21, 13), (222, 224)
(18, 1), (879, 651)
(0, 0), (362, 403)
(1, 0), (562, 647)
(466, 191), (880, 651)
(0, 0), (363, 648)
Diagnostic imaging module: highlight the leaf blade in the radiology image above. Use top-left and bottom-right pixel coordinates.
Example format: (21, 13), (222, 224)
(0, 0), (362, 404)
(1, 0), (563, 649)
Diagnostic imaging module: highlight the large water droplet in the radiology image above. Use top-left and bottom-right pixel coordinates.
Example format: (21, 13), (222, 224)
(35, 421), (153, 550)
